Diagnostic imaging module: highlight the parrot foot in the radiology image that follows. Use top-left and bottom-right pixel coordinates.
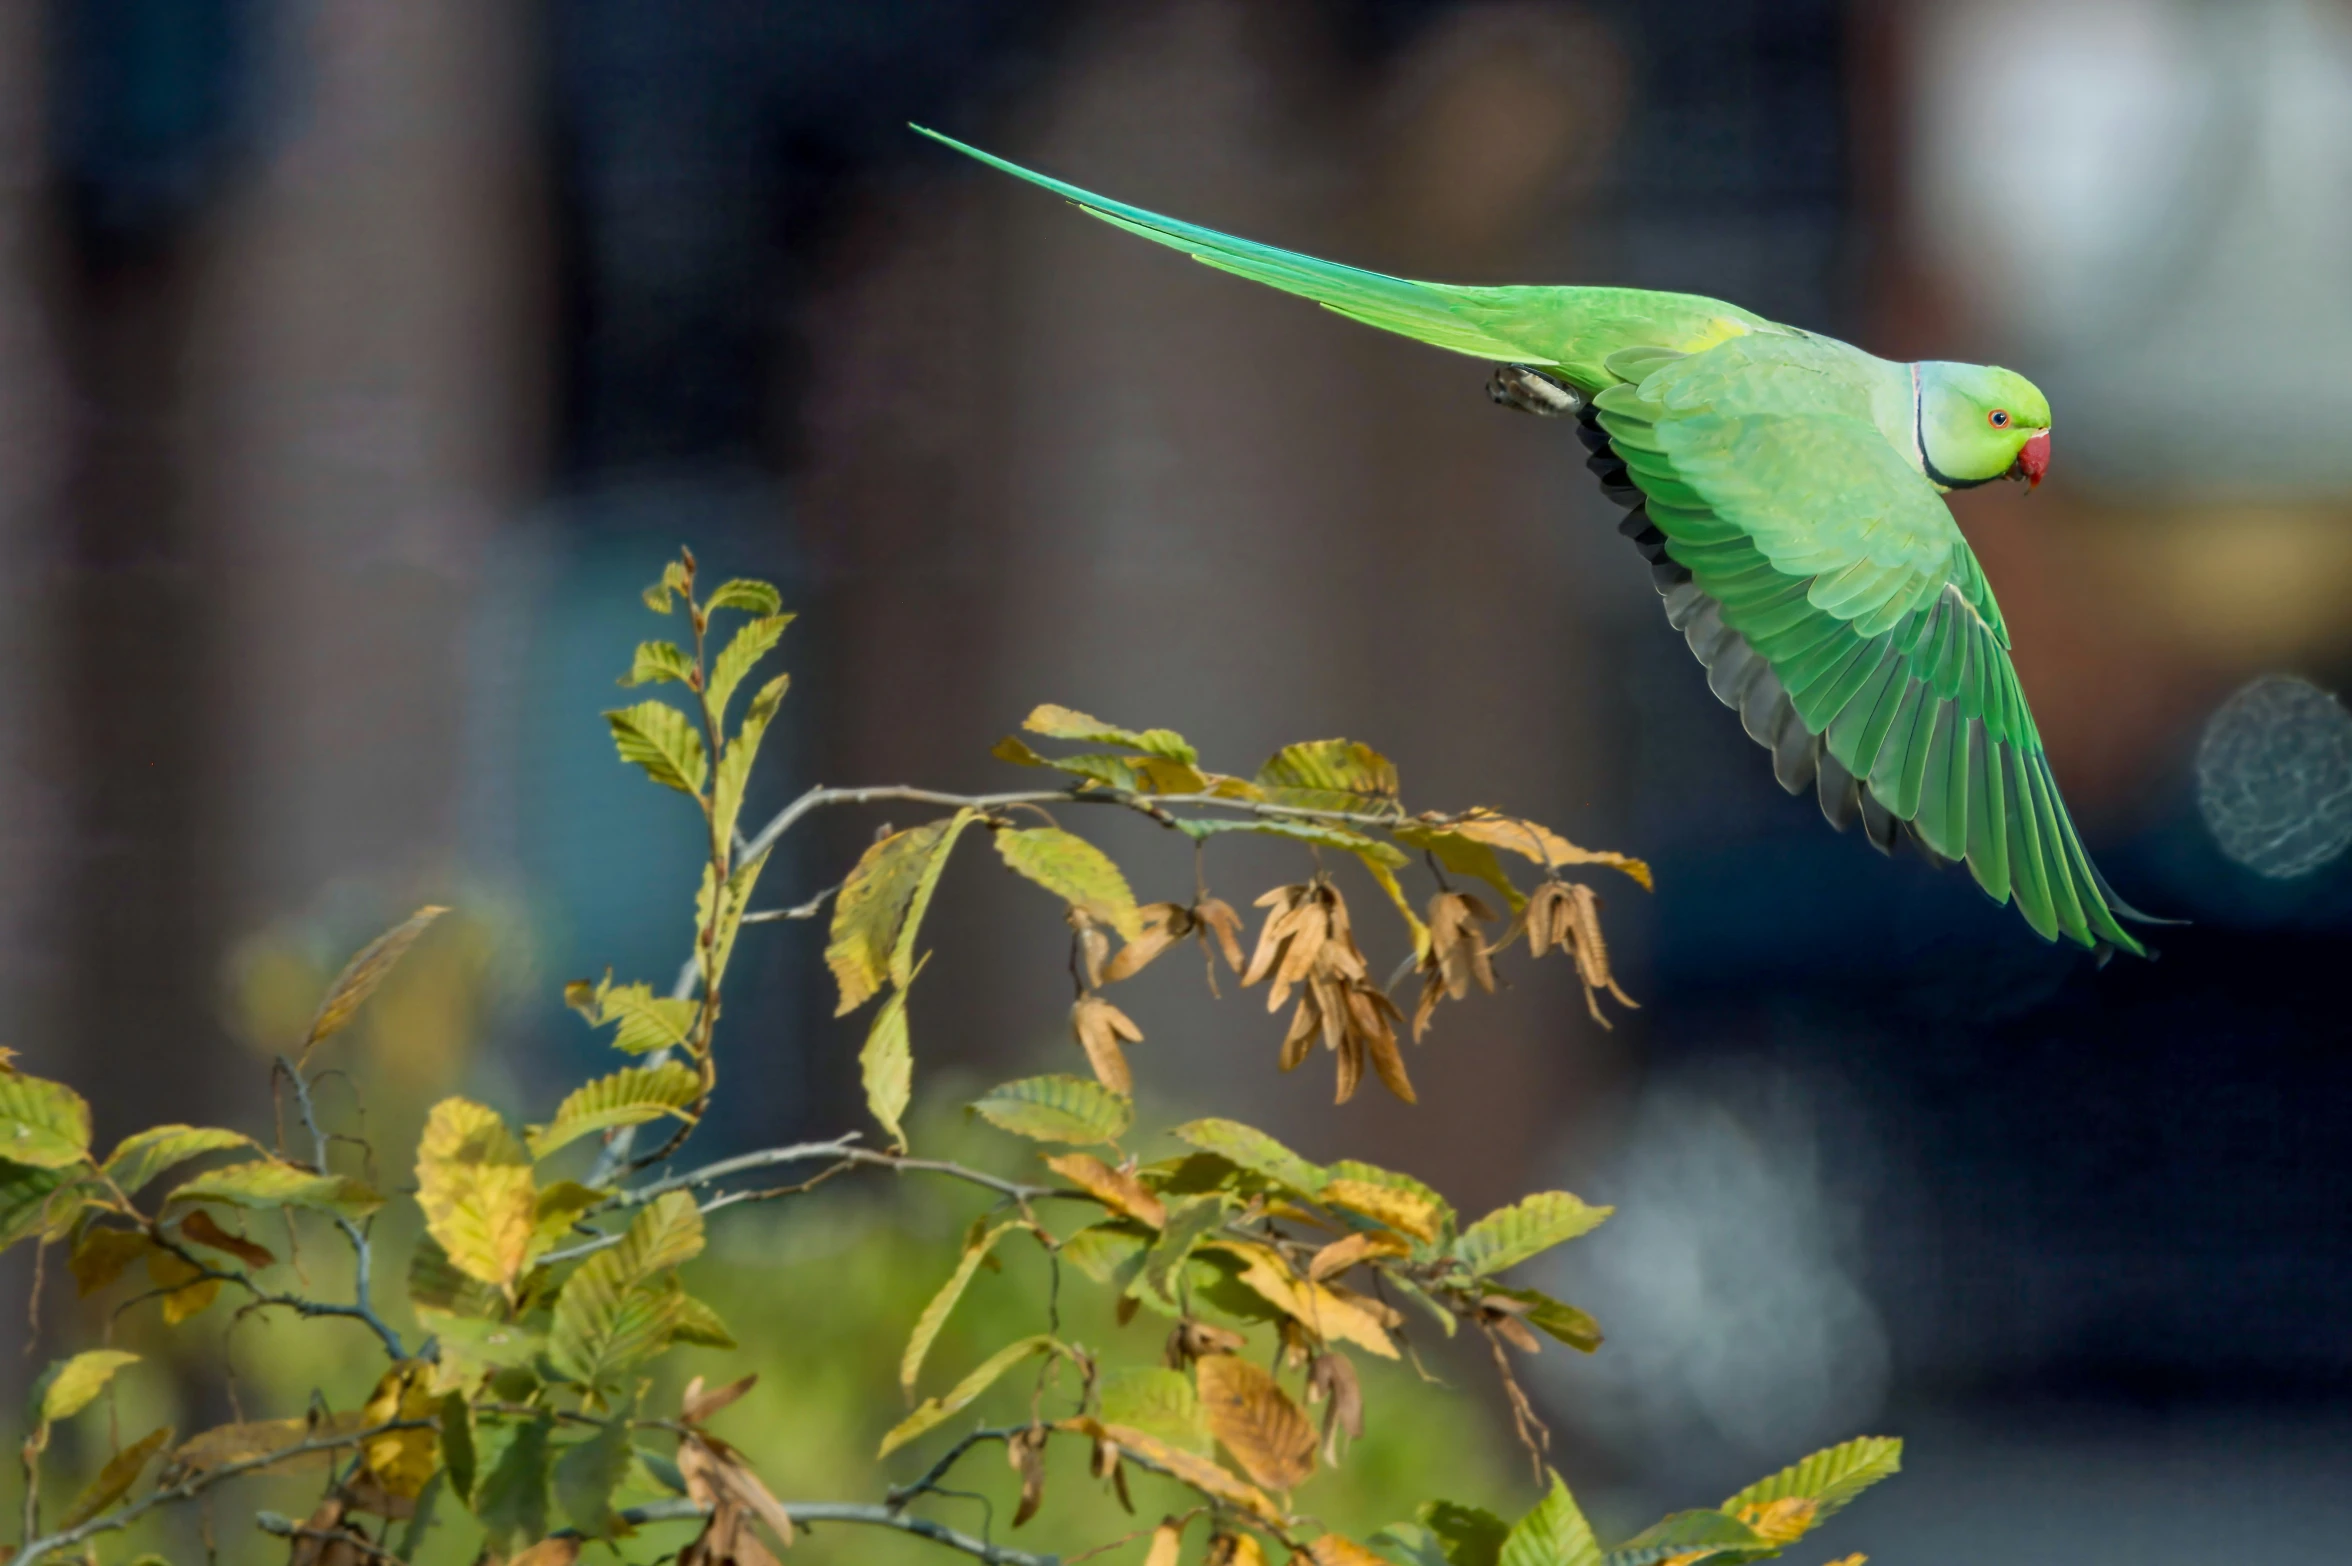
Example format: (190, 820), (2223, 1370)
(1488, 364), (1581, 417)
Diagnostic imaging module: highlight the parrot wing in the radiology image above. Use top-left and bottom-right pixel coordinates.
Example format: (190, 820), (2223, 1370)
(1591, 344), (2151, 956)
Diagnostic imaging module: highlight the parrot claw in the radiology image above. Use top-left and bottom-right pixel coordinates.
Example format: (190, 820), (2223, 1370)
(1488, 364), (1581, 417)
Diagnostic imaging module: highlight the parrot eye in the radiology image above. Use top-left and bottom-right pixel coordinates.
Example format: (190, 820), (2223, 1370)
(1988, 409), (2011, 428)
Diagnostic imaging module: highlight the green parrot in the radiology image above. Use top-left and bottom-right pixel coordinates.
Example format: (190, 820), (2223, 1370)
(916, 127), (2164, 958)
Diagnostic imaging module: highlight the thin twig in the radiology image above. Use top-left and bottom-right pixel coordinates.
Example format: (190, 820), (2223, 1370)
(885, 1426), (1022, 1511)
(620, 1498), (1061, 1566)
(740, 881), (842, 923)
(252, 1517), (406, 1565)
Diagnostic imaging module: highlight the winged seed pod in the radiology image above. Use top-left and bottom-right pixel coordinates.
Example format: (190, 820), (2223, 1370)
(1101, 902), (1193, 983)
(1519, 879), (1639, 1026)
(1071, 995), (1145, 1093)
(1413, 891), (1499, 1041)
(1249, 879), (1414, 1104)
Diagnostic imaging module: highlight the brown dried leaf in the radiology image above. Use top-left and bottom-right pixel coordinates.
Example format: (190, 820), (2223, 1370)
(302, 905), (447, 1059)
(681, 1373), (758, 1426)
(1045, 1152), (1167, 1228)
(1070, 996), (1144, 1095)
(70, 1227), (154, 1297)
(1445, 810), (1653, 889)
(708, 1440), (797, 1550)
(1306, 1352), (1364, 1465)
(286, 1497), (349, 1566)
(1008, 1425), (1049, 1528)
(1194, 898), (1247, 974)
(1485, 1310), (1543, 1354)
(180, 1208), (275, 1270)
(1197, 1355), (1315, 1492)
(1308, 1535), (1391, 1566)
(1307, 1230), (1408, 1283)
(1103, 904), (1192, 983)
(1242, 885), (1309, 989)
(1061, 1417), (1281, 1526)
(1216, 1242), (1397, 1359)
(1562, 882), (1640, 1026)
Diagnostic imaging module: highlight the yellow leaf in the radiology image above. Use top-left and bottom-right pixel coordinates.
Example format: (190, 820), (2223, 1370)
(1022, 706), (1198, 766)
(528, 1062), (703, 1160)
(1309, 1536), (1391, 1566)
(59, 1425), (172, 1528)
(1143, 1520), (1185, 1566)
(174, 1415), (369, 1473)
(303, 906), (448, 1057)
(878, 1336), (1058, 1457)
(860, 981), (918, 1151)
(415, 1098), (539, 1290)
(824, 812), (977, 1015)
(1735, 1497), (1820, 1546)
(1059, 1417), (1282, 1526)
(900, 1222), (1023, 1397)
(1214, 1242), (1396, 1359)
(145, 1248), (220, 1324)
(1320, 1179), (1440, 1245)
(704, 613), (792, 726)
(362, 1364), (441, 1500)
(1045, 1153), (1165, 1228)
(1306, 1230), (1408, 1282)
(31, 1350), (139, 1423)
(995, 827), (1143, 941)
(1196, 1353), (1315, 1492)
(1446, 810), (1652, 890)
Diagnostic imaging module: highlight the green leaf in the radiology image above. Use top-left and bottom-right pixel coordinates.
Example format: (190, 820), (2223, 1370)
(1602, 1511), (1765, 1566)
(1482, 1285), (1602, 1352)
(59, 1424), (172, 1528)
(0, 1071), (92, 1169)
(1172, 1119), (1327, 1196)
(0, 1163), (87, 1251)
(1097, 1366), (1210, 1455)
(1453, 1192), (1612, 1277)
(620, 640), (695, 688)
(101, 1126), (257, 1196)
(1254, 739), (1400, 811)
(993, 826), (1142, 941)
(472, 1414), (553, 1548)
(605, 700), (709, 796)
(1174, 816), (1410, 868)
(694, 844), (773, 993)
(440, 1394), (478, 1503)
(1368, 1522), (1456, 1566)
(824, 812), (977, 1015)
(1501, 1471), (1601, 1566)
(877, 1335), (1057, 1457)
(705, 614), (792, 725)
(1056, 1223), (1148, 1286)
(1719, 1435), (1902, 1524)
(306, 905), (449, 1053)
(668, 1290), (735, 1348)
(414, 1098), (539, 1289)
(1023, 704), (1198, 765)
(167, 1160), (383, 1221)
(548, 1192), (705, 1388)
(30, 1349), (140, 1424)
(713, 672), (789, 852)
(971, 1075), (1131, 1144)
(901, 1219), (1020, 1396)
(567, 977), (698, 1056)
(528, 1063), (702, 1160)
(1139, 1194), (1229, 1303)
(1418, 1501), (1511, 1566)
(1392, 823), (1524, 912)
(861, 981), (918, 1153)
(406, 1232), (509, 1322)
(555, 1412), (636, 1538)
(703, 578), (782, 616)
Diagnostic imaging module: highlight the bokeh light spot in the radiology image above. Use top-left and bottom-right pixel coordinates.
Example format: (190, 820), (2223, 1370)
(2195, 675), (2352, 878)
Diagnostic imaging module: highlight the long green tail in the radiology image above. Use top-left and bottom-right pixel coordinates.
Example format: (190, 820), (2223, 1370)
(914, 126), (1771, 390)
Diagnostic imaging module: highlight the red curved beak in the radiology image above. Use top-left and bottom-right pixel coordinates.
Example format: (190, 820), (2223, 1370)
(2015, 429), (2050, 489)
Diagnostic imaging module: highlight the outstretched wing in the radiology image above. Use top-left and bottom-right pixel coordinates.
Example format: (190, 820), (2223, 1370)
(1589, 344), (2149, 955)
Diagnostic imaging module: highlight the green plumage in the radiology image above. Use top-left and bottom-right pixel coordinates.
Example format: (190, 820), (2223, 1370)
(919, 127), (2159, 958)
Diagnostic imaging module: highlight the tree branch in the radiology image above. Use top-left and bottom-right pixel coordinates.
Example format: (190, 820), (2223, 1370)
(621, 1497), (1062, 1566)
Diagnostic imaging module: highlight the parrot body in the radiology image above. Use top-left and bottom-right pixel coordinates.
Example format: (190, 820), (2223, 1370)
(917, 127), (2159, 957)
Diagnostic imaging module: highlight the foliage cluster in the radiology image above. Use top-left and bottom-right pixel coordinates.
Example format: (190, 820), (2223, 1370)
(3, 551), (1898, 1566)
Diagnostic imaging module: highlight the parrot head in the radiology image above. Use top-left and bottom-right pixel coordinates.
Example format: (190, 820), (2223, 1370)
(1917, 362), (2052, 490)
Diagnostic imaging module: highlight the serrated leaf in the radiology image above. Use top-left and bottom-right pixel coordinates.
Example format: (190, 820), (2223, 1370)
(1719, 1436), (1901, 1526)
(971, 1075), (1131, 1144)
(877, 1335), (1057, 1457)
(71, 1227), (155, 1296)
(0, 1071), (92, 1169)
(668, 1290), (735, 1348)
(1172, 1120), (1327, 1195)
(619, 640), (694, 688)
(1175, 816), (1411, 867)
(693, 844), (772, 993)
(1047, 1152), (1165, 1227)
(860, 981), (916, 1152)
(1482, 1285), (1602, 1352)
(824, 812), (977, 1015)
(31, 1349), (140, 1424)
(1602, 1510), (1764, 1566)
(900, 1220), (1020, 1396)
(406, 1232), (508, 1322)
(304, 906), (448, 1055)
(548, 1193), (704, 1388)
(1217, 1241), (1397, 1359)
(1198, 1352), (1316, 1491)
(705, 614), (791, 727)
(1320, 1160), (1455, 1242)
(0, 1163), (87, 1251)
(1097, 1366), (1210, 1455)
(713, 672), (789, 852)
(168, 1160), (383, 1221)
(475, 1414), (554, 1548)
(994, 827), (1142, 940)
(1501, 1471), (1601, 1566)
(1447, 811), (1652, 890)
(528, 1063), (702, 1160)
(1321, 1179), (1442, 1246)
(1254, 740), (1400, 811)
(703, 578), (782, 616)
(1023, 705), (1198, 765)
(416, 1098), (539, 1289)
(1453, 1192), (1611, 1277)
(568, 978), (697, 1056)
(555, 1412), (635, 1538)
(59, 1424), (172, 1528)
(101, 1126), (257, 1197)
(605, 701), (708, 796)
(1392, 824), (1524, 913)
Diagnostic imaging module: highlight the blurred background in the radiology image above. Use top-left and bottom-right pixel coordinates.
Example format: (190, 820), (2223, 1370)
(3, 0), (2351, 1561)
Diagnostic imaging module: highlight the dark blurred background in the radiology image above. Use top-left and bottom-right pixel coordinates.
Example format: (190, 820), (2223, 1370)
(3, 1), (2350, 1559)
